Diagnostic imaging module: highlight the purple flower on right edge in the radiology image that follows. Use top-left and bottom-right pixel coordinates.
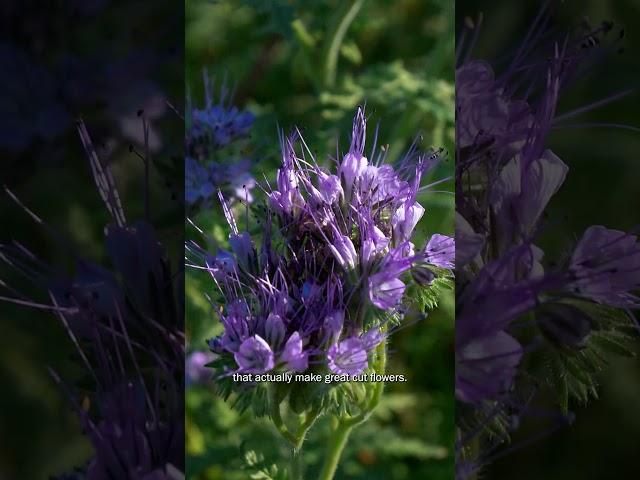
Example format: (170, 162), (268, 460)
(455, 9), (640, 478)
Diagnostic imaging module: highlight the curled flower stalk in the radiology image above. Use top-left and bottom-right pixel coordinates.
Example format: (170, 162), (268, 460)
(188, 107), (454, 478)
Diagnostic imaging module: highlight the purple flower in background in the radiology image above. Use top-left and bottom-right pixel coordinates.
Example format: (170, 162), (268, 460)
(191, 103), (254, 148)
(186, 71), (256, 207)
(185, 156), (215, 204)
(187, 351), (214, 386)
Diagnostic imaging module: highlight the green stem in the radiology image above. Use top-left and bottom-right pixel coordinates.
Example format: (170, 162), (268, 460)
(268, 383), (323, 479)
(317, 420), (353, 480)
(290, 445), (303, 480)
(268, 383), (297, 445)
(322, 0), (365, 88)
(317, 340), (388, 479)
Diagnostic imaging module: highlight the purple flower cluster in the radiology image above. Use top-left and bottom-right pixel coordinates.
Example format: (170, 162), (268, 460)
(190, 108), (454, 382)
(455, 13), (638, 478)
(185, 72), (256, 207)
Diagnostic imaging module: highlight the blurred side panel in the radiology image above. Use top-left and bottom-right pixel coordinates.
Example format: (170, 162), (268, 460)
(0, 0), (184, 478)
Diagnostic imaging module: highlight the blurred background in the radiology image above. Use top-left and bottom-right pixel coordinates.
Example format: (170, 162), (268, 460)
(185, 0), (455, 479)
(458, 0), (640, 478)
(0, 1), (183, 478)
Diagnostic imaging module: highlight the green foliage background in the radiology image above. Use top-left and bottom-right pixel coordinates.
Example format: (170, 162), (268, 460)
(185, 1), (455, 479)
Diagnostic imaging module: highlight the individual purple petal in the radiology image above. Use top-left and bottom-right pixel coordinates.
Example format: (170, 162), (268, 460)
(317, 172), (343, 204)
(425, 234), (455, 269)
(362, 223), (389, 265)
(234, 335), (275, 373)
(368, 276), (405, 310)
(323, 310), (344, 341)
(518, 150), (568, 233)
(327, 337), (368, 376)
(491, 151), (568, 251)
(264, 313), (286, 349)
(229, 231), (255, 270)
(340, 107), (368, 191)
(456, 331), (523, 404)
(329, 230), (357, 270)
(280, 332), (308, 372)
(570, 225), (640, 307)
(392, 200), (425, 243)
(455, 213), (484, 267)
(340, 152), (368, 191)
(361, 327), (384, 351)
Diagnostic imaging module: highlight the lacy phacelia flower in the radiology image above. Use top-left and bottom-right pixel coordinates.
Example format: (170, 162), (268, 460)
(190, 108), (454, 383)
(185, 72), (256, 207)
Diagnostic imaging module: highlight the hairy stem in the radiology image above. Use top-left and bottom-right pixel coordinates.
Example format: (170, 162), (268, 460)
(317, 420), (353, 480)
(318, 340), (387, 479)
(290, 445), (303, 480)
(268, 383), (323, 479)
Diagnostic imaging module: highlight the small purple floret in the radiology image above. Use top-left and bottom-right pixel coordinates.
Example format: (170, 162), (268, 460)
(327, 337), (368, 376)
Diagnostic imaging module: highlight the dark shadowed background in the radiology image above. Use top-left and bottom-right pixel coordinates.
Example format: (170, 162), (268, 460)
(457, 0), (640, 478)
(0, 1), (183, 478)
